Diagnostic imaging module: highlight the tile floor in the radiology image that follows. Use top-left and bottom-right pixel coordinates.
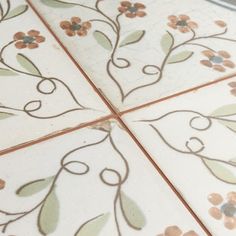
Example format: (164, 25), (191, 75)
(1, 0), (236, 235)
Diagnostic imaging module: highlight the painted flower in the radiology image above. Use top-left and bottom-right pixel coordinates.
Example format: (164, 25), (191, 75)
(0, 178), (5, 190)
(60, 17), (91, 37)
(200, 50), (235, 72)
(14, 30), (45, 49)
(208, 192), (236, 230)
(228, 81), (236, 96)
(157, 225), (199, 236)
(118, 1), (146, 18)
(167, 15), (198, 33)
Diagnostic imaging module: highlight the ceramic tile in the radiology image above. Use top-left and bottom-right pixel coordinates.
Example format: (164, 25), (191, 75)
(123, 77), (236, 235)
(0, 0), (110, 151)
(30, 0), (236, 111)
(0, 120), (205, 236)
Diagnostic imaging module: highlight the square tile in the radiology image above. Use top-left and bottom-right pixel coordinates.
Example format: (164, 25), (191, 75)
(31, 0), (236, 110)
(0, 120), (205, 235)
(0, 0), (110, 151)
(123, 77), (236, 235)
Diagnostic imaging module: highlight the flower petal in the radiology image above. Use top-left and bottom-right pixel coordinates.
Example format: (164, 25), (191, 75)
(35, 36), (45, 43)
(218, 50), (230, 58)
(208, 193), (223, 205)
(164, 226), (182, 236)
(188, 21), (198, 29)
(121, 1), (131, 7)
(71, 17), (81, 24)
(168, 15), (178, 22)
(77, 29), (87, 36)
(228, 82), (236, 88)
(179, 27), (189, 33)
(213, 64), (226, 72)
(0, 179), (5, 190)
(126, 12), (136, 18)
(179, 14), (190, 21)
(134, 3), (146, 9)
(215, 20), (227, 28)
(15, 41), (27, 49)
(208, 207), (222, 219)
(231, 89), (236, 96)
(28, 30), (40, 37)
(200, 60), (212, 67)
(183, 231), (199, 236)
(60, 21), (71, 29)
(14, 32), (25, 40)
(28, 43), (38, 49)
(65, 29), (76, 37)
(224, 216), (236, 230)
(136, 11), (146, 17)
(223, 60), (235, 68)
(118, 6), (127, 13)
(82, 21), (91, 29)
(202, 50), (215, 58)
(227, 192), (236, 204)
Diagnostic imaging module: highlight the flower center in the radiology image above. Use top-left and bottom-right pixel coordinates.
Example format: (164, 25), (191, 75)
(128, 6), (138, 13)
(23, 36), (35, 44)
(71, 24), (81, 31)
(176, 20), (188, 27)
(210, 56), (223, 64)
(221, 203), (236, 217)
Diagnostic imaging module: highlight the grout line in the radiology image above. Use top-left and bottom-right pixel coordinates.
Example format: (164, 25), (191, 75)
(0, 114), (115, 157)
(26, 0), (118, 117)
(117, 117), (213, 236)
(120, 72), (236, 115)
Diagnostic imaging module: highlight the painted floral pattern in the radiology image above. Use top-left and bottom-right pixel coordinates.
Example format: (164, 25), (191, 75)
(208, 192), (236, 230)
(157, 225), (199, 236)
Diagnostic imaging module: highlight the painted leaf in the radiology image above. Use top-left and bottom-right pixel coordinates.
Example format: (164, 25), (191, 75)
(161, 32), (173, 54)
(93, 31), (113, 51)
(75, 213), (110, 236)
(211, 104), (236, 117)
(119, 30), (145, 47)
(38, 188), (59, 235)
(167, 51), (193, 64)
(16, 53), (41, 76)
(4, 5), (28, 20)
(0, 112), (14, 120)
(217, 120), (236, 133)
(16, 177), (54, 197)
(120, 191), (146, 230)
(0, 68), (18, 76)
(40, 0), (76, 8)
(203, 159), (236, 184)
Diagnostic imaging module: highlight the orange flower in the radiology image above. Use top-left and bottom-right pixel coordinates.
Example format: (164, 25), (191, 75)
(167, 15), (198, 33)
(208, 192), (236, 230)
(60, 17), (91, 37)
(200, 50), (235, 72)
(0, 178), (5, 190)
(14, 30), (45, 49)
(157, 225), (199, 236)
(118, 1), (146, 18)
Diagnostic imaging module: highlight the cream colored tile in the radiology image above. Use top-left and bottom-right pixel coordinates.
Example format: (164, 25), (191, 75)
(32, 0), (236, 110)
(0, 0), (110, 151)
(123, 77), (236, 235)
(0, 120), (205, 236)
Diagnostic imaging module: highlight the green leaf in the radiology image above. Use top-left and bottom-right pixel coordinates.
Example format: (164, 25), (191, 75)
(75, 213), (110, 236)
(203, 159), (236, 184)
(40, 0), (76, 8)
(4, 5), (28, 20)
(38, 188), (59, 235)
(93, 31), (113, 51)
(217, 120), (236, 133)
(120, 191), (146, 230)
(16, 177), (54, 197)
(211, 104), (236, 117)
(0, 112), (14, 120)
(16, 53), (41, 76)
(161, 32), (174, 54)
(119, 30), (145, 47)
(167, 51), (193, 64)
(0, 68), (18, 76)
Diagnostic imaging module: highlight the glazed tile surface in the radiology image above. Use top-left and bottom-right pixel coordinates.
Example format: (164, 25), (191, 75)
(31, 0), (236, 110)
(0, 0), (110, 151)
(0, 120), (205, 235)
(123, 77), (236, 235)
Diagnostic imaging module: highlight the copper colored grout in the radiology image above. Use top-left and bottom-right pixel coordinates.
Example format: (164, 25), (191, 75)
(118, 118), (213, 236)
(0, 114), (115, 157)
(120, 72), (236, 115)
